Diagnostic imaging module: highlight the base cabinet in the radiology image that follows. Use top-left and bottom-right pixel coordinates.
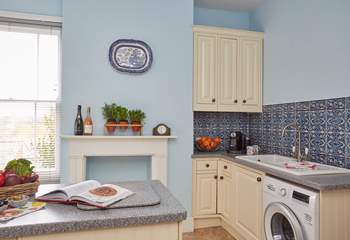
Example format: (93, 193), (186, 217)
(17, 223), (182, 240)
(217, 161), (235, 225)
(193, 158), (264, 240)
(233, 166), (263, 240)
(195, 172), (217, 215)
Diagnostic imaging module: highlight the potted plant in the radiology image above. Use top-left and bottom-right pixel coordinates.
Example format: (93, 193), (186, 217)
(128, 110), (146, 132)
(102, 103), (118, 134)
(116, 106), (129, 130)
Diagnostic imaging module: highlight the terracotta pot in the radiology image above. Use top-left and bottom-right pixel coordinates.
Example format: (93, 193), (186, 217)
(118, 120), (129, 130)
(105, 120), (117, 135)
(131, 121), (142, 132)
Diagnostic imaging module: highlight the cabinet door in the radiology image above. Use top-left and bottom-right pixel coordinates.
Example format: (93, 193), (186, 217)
(217, 163), (235, 225)
(234, 166), (263, 240)
(239, 38), (262, 112)
(217, 35), (239, 112)
(195, 172), (217, 215)
(193, 33), (217, 111)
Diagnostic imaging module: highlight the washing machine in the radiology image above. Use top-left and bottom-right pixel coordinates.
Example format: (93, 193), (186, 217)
(263, 176), (320, 240)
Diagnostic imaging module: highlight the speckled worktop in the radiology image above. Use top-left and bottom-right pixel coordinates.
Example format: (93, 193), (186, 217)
(0, 180), (187, 239)
(193, 152), (350, 191)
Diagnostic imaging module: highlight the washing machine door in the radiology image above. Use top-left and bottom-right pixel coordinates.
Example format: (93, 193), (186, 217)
(264, 202), (304, 240)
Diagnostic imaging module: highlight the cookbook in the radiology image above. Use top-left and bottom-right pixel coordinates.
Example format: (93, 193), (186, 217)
(36, 180), (134, 208)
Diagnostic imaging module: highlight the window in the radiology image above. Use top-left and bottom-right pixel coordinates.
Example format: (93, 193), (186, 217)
(0, 18), (61, 183)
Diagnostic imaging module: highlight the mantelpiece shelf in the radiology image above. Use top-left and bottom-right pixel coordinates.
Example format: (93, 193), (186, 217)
(61, 135), (177, 139)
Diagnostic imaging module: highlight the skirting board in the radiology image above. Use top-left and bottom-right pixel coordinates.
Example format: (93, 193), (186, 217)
(182, 217), (194, 233)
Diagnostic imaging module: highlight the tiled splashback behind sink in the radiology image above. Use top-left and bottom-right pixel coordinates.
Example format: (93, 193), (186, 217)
(193, 97), (350, 169)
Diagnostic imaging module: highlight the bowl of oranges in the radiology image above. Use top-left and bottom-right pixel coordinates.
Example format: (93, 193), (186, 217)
(195, 136), (222, 152)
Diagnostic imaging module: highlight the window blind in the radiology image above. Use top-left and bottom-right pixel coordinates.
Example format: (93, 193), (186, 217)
(0, 20), (61, 183)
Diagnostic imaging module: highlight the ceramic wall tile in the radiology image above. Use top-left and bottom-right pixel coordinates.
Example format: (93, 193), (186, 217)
(310, 131), (327, 155)
(296, 111), (310, 132)
(310, 100), (326, 111)
(309, 111), (327, 132)
(327, 155), (346, 168)
(346, 97), (350, 109)
(194, 96), (350, 169)
(326, 109), (346, 133)
(296, 101), (310, 111)
(282, 111), (296, 126)
(326, 132), (345, 156)
(326, 97), (346, 110)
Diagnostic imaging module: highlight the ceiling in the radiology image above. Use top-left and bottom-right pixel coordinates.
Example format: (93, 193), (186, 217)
(194, 0), (263, 12)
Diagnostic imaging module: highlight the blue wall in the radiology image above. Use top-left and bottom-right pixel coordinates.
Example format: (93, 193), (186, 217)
(194, 7), (250, 30)
(0, 0), (193, 214)
(250, 0), (350, 104)
(61, 0), (193, 212)
(0, 0), (62, 16)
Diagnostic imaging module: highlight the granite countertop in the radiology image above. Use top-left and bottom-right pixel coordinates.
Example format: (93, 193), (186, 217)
(192, 152), (350, 191)
(0, 180), (187, 239)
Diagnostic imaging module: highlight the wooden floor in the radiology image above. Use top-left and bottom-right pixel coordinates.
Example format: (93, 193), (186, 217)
(183, 227), (236, 240)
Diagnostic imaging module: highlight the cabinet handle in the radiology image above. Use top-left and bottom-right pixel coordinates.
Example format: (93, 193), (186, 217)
(212, 98), (216, 103)
(214, 175), (218, 179)
(243, 100), (247, 104)
(224, 165), (228, 169)
(257, 177), (262, 182)
(220, 176), (224, 180)
(234, 99), (238, 103)
(206, 164), (210, 168)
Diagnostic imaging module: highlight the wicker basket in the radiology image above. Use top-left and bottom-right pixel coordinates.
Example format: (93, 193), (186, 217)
(0, 181), (39, 200)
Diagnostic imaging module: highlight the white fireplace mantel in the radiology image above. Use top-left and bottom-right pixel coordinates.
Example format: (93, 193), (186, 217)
(61, 135), (176, 186)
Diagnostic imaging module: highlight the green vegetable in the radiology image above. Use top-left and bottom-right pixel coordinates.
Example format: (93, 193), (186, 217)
(5, 159), (35, 177)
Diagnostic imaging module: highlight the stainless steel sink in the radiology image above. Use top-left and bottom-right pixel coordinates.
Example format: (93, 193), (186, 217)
(236, 154), (350, 176)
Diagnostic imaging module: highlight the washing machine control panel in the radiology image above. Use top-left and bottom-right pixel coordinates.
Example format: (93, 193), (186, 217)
(279, 188), (287, 197)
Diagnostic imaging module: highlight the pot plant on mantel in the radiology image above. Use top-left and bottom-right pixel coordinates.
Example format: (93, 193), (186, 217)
(129, 109), (146, 133)
(102, 103), (118, 135)
(116, 106), (129, 130)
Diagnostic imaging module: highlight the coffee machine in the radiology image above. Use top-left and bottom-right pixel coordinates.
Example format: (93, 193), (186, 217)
(228, 131), (249, 154)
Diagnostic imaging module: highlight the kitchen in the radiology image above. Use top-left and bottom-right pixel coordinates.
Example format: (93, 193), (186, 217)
(0, 0), (349, 240)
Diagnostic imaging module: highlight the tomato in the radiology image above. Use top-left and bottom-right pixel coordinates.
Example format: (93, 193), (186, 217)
(0, 174), (5, 187)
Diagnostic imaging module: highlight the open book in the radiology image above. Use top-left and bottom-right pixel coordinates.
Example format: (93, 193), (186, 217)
(36, 180), (134, 208)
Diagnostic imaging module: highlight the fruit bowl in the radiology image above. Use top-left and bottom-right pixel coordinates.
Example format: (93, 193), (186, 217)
(195, 136), (222, 152)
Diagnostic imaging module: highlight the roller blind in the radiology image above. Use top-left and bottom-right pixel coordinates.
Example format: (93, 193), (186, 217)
(0, 20), (61, 183)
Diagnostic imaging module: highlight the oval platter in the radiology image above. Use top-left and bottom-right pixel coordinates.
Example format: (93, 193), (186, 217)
(109, 39), (153, 73)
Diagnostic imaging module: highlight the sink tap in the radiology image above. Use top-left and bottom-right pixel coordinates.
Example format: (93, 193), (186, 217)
(281, 123), (302, 162)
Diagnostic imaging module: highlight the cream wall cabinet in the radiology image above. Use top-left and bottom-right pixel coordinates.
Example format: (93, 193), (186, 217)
(193, 26), (263, 113)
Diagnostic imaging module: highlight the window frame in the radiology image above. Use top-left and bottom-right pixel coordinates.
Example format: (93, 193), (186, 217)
(0, 11), (62, 183)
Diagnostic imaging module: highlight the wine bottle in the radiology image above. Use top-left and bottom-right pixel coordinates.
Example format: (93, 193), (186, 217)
(74, 105), (84, 135)
(84, 106), (93, 136)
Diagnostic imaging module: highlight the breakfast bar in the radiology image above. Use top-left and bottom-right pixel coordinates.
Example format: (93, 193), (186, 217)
(0, 181), (187, 240)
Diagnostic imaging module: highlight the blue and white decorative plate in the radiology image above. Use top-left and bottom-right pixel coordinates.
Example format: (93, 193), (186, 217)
(109, 39), (153, 73)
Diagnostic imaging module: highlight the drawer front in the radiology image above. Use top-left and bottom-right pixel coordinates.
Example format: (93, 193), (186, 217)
(196, 160), (217, 171)
(219, 161), (234, 177)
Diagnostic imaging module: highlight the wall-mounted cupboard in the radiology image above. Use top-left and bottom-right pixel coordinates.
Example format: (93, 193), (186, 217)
(193, 26), (263, 112)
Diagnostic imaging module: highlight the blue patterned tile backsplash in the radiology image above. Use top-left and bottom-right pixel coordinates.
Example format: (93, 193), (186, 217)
(193, 112), (249, 151)
(193, 96), (350, 169)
